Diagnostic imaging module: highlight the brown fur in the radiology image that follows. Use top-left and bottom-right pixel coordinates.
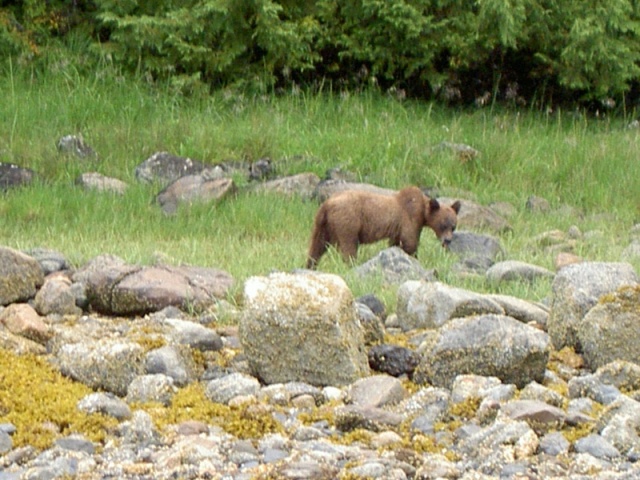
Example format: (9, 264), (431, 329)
(306, 186), (461, 269)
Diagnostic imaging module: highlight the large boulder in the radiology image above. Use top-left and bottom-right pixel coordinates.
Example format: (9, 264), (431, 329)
(578, 286), (640, 370)
(353, 247), (437, 284)
(53, 339), (146, 396)
(547, 262), (638, 351)
(156, 175), (236, 214)
(249, 173), (321, 200)
(0, 163), (36, 191)
(84, 263), (234, 315)
(413, 314), (550, 388)
(239, 272), (370, 386)
(396, 281), (504, 331)
(0, 247), (44, 305)
(135, 151), (205, 185)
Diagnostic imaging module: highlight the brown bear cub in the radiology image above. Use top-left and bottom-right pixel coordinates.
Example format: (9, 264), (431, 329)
(306, 186), (461, 269)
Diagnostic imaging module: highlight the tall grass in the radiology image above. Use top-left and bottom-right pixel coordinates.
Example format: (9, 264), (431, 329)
(0, 63), (638, 307)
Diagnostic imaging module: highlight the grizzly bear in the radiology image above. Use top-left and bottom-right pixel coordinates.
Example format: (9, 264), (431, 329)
(306, 186), (461, 269)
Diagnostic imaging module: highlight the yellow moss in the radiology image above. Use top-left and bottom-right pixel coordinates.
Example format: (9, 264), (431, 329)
(449, 396), (481, 420)
(148, 383), (283, 439)
(561, 422), (593, 443)
(0, 348), (118, 450)
(298, 403), (337, 426)
(337, 429), (374, 446)
(598, 285), (640, 313)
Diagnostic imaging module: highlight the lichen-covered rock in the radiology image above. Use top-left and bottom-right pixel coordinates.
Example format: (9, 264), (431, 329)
(250, 172), (321, 200)
(53, 339), (145, 396)
(413, 314), (550, 388)
(76, 172), (128, 195)
(547, 262), (638, 351)
(486, 260), (554, 284)
(0, 247), (44, 305)
(239, 272), (370, 386)
(578, 285), (640, 370)
(396, 281), (504, 330)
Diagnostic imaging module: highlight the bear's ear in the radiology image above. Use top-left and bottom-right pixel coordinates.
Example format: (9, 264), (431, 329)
(429, 198), (440, 211)
(451, 200), (462, 214)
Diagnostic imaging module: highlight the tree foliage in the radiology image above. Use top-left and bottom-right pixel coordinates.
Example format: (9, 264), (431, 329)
(3, 0), (640, 106)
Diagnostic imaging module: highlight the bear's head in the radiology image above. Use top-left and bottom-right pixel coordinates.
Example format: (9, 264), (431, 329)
(426, 198), (461, 247)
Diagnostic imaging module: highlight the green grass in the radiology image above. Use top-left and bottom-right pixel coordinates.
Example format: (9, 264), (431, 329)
(0, 62), (638, 309)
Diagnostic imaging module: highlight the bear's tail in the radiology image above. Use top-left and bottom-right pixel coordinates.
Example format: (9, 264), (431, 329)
(306, 204), (330, 269)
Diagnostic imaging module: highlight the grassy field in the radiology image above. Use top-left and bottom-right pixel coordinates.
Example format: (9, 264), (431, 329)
(0, 63), (638, 307)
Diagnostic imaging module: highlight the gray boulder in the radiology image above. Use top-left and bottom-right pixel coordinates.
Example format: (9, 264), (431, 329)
(353, 247), (437, 284)
(578, 285), (640, 370)
(249, 172), (321, 200)
(547, 262), (638, 351)
(76, 172), (128, 195)
(0, 247), (44, 305)
(53, 339), (145, 396)
(205, 372), (261, 404)
(448, 231), (504, 261)
(443, 199), (511, 234)
(77, 392), (131, 420)
(162, 318), (223, 351)
(145, 344), (200, 387)
(126, 374), (177, 406)
(23, 248), (70, 275)
(239, 272), (370, 386)
(0, 162), (36, 191)
(396, 281), (504, 331)
(413, 314), (550, 388)
(156, 175), (236, 214)
(56, 135), (97, 159)
(135, 151), (205, 185)
(34, 275), (82, 316)
(485, 294), (549, 326)
(84, 263), (234, 315)
(486, 260), (554, 284)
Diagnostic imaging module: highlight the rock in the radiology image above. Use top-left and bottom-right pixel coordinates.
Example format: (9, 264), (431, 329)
(450, 375), (503, 403)
(621, 241), (640, 262)
(547, 262), (638, 351)
(134, 151), (205, 185)
(23, 248), (70, 275)
(0, 162), (36, 190)
(76, 392), (132, 420)
(539, 431), (571, 455)
(84, 263), (234, 315)
(499, 399), (566, 434)
(334, 405), (404, 432)
(597, 396), (640, 457)
(413, 314), (550, 388)
(353, 247), (438, 284)
(459, 419), (538, 459)
(205, 372), (261, 404)
(574, 434), (621, 460)
(156, 175), (236, 214)
(568, 374), (622, 405)
(486, 260), (554, 284)
(76, 172), (128, 195)
(0, 303), (52, 344)
(0, 247), (44, 305)
(593, 360), (640, 392)
(145, 345), (200, 387)
(368, 344), (420, 377)
(347, 374), (406, 408)
(161, 318), (223, 351)
(356, 294), (387, 320)
(53, 339), (145, 396)
(444, 199), (511, 233)
(239, 272), (369, 386)
(56, 134), (97, 158)
(126, 374), (177, 406)
(249, 172), (321, 200)
(519, 382), (565, 408)
(396, 281), (504, 330)
(34, 275), (83, 316)
(578, 285), (640, 370)
(355, 302), (385, 345)
(484, 294), (549, 326)
(448, 231), (504, 260)
(526, 195), (551, 212)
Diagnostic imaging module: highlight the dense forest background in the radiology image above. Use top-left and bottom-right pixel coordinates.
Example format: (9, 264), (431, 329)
(2, 0), (640, 110)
